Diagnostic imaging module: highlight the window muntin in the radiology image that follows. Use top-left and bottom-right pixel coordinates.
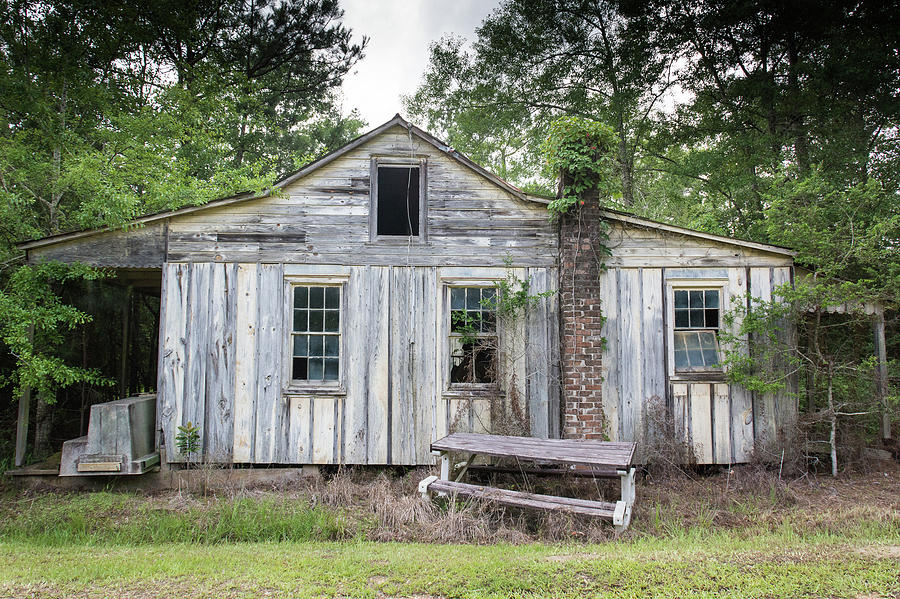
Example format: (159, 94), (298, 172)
(291, 285), (340, 381)
(673, 288), (721, 371)
(376, 166), (420, 236)
(449, 287), (497, 384)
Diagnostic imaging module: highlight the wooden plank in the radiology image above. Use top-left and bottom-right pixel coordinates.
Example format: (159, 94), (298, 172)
(342, 266), (367, 464)
(254, 263), (284, 463)
(413, 267), (438, 463)
(232, 263), (258, 463)
(618, 269), (642, 443)
(312, 397), (339, 464)
(525, 268), (550, 439)
(287, 395), (312, 463)
(366, 266), (390, 463)
(713, 383), (732, 464)
(727, 267), (754, 462)
(672, 383), (689, 445)
(390, 267), (413, 464)
(159, 263), (190, 461)
(431, 433), (635, 468)
(205, 263), (237, 462)
(599, 269), (619, 441)
(689, 383), (714, 464)
(183, 262), (210, 453)
(749, 267), (776, 451)
(640, 268), (665, 449)
(427, 479), (617, 518)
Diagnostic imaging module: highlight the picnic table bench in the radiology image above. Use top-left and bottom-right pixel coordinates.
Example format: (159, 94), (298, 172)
(419, 433), (637, 532)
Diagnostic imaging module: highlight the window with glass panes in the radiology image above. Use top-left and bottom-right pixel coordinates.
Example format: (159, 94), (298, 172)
(673, 288), (721, 371)
(449, 287), (497, 384)
(291, 285), (340, 381)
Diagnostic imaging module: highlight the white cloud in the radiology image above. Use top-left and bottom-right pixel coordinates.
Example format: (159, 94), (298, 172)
(339, 0), (500, 127)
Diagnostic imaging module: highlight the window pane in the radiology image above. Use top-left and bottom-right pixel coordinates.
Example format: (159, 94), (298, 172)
(293, 335), (308, 357)
(294, 287), (308, 308)
(293, 309), (307, 332)
(689, 309), (705, 327)
(309, 335), (324, 356)
(466, 288), (481, 309)
(324, 310), (339, 332)
(324, 358), (339, 381)
(689, 290), (704, 308)
(674, 347), (689, 370)
(309, 311), (324, 331)
(450, 310), (467, 333)
(705, 290), (719, 309)
(324, 335), (339, 357)
(675, 309), (689, 328)
(481, 311), (496, 332)
(674, 290), (688, 309)
(324, 286), (340, 309)
(292, 357), (307, 380)
(451, 288), (465, 310)
(705, 309), (719, 328)
(309, 286), (324, 309)
(308, 358), (324, 380)
(481, 288), (496, 306)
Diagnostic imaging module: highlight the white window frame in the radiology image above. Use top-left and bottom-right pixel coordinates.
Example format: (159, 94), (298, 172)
(283, 274), (349, 395)
(666, 279), (727, 379)
(369, 155), (428, 242)
(440, 275), (503, 393)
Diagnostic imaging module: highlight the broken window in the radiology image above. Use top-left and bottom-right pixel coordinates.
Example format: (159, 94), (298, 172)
(449, 287), (497, 384)
(376, 166), (420, 236)
(673, 288), (721, 371)
(291, 285), (341, 381)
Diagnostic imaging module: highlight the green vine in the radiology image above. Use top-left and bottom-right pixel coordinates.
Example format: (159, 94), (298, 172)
(542, 116), (619, 216)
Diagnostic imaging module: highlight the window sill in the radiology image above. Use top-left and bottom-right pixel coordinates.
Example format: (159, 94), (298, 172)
(283, 384), (346, 397)
(444, 384), (500, 398)
(366, 238), (431, 246)
(671, 371), (725, 382)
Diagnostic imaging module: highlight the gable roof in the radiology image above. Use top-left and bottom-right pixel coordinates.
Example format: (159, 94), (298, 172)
(16, 114), (794, 258)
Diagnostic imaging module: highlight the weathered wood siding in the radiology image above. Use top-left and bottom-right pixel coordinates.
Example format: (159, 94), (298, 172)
(154, 124), (559, 464)
(27, 222), (167, 268)
(599, 225), (797, 464)
(157, 262), (557, 464)
(165, 126), (556, 267)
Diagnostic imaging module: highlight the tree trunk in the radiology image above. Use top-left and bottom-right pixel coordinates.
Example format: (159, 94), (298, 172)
(33, 393), (53, 460)
(827, 360), (837, 477)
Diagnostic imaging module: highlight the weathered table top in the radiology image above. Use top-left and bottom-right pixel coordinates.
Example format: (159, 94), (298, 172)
(431, 433), (636, 470)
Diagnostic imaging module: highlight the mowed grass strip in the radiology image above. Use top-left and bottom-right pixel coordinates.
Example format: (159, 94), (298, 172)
(0, 535), (897, 598)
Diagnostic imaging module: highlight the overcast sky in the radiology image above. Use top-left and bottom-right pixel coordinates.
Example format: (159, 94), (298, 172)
(339, 0), (501, 127)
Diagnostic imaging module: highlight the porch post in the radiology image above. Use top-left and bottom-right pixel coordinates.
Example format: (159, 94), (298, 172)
(873, 310), (891, 441)
(14, 323), (34, 467)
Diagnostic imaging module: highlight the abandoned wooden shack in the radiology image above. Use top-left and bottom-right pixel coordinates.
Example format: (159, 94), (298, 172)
(16, 114), (800, 473)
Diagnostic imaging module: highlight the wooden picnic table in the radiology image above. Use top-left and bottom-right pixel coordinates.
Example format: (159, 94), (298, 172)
(419, 433), (638, 532)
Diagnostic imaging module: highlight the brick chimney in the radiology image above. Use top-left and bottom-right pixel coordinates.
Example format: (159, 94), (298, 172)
(558, 187), (607, 439)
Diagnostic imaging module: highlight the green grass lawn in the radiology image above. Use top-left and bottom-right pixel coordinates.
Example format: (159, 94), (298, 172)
(1, 467), (898, 598)
(1, 528), (898, 598)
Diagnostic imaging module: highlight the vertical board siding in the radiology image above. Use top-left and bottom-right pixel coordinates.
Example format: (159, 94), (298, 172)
(205, 263), (237, 461)
(772, 266), (798, 439)
(749, 266), (776, 451)
(617, 269), (643, 443)
(640, 268), (665, 446)
(525, 268), (552, 438)
(366, 266), (390, 464)
(342, 266), (369, 464)
(184, 263), (209, 449)
(599, 269), (620, 441)
(689, 383), (713, 463)
(727, 267), (755, 462)
(232, 263), (259, 462)
(159, 263), (189, 460)
(253, 264), (285, 463)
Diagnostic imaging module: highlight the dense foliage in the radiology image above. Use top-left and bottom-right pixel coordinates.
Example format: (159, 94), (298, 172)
(0, 0), (367, 462)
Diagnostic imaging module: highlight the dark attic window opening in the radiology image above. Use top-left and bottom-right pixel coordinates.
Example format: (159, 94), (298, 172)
(377, 166), (419, 236)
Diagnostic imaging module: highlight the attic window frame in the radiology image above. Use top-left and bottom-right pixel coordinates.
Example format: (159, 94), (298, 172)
(369, 156), (428, 242)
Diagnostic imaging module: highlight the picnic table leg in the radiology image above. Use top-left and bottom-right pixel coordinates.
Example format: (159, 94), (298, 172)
(613, 467), (636, 533)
